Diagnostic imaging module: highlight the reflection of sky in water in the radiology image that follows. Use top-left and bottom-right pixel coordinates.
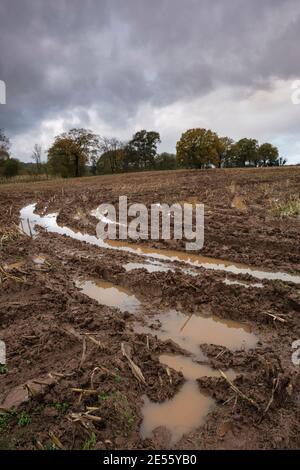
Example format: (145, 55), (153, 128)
(75, 278), (141, 313)
(135, 309), (258, 358)
(20, 203), (300, 284)
(20, 203), (278, 446)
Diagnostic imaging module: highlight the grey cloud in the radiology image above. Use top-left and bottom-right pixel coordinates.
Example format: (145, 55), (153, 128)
(0, 0), (300, 160)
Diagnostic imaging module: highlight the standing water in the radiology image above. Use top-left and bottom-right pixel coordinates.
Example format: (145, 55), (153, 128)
(135, 309), (258, 358)
(140, 381), (214, 444)
(75, 278), (141, 313)
(20, 203), (300, 284)
(19, 203), (264, 444)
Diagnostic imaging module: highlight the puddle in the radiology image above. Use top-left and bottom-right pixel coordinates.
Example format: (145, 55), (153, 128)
(20, 204), (263, 444)
(140, 381), (214, 444)
(108, 239), (300, 284)
(135, 310), (257, 358)
(20, 203), (300, 284)
(75, 278), (141, 313)
(223, 278), (263, 289)
(123, 260), (174, 274)
(159, 354), (236, 381)
(141, 354), (237, 443)
(141, 339), (239, 443)
(141, 357), (237, 442)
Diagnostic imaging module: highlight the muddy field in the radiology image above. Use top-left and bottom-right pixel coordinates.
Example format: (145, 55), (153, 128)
(0, 166), (300, 450)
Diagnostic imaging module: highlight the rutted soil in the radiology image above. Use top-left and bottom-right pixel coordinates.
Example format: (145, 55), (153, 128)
(0, 167), (300, 450)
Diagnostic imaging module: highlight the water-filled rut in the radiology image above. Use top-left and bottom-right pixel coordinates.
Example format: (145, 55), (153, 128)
(20, 203), (300, 284)
(18, 203), (288, 443)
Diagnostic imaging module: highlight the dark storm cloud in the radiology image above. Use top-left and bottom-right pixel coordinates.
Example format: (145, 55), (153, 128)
(1, 0), (300, 153)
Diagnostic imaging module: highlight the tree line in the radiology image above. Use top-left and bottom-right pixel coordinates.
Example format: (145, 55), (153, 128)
(0, 129), (48, 178)
(176, 129), (286, 169)
(0, 126), (286, 179)
(0, 129), (20, 177)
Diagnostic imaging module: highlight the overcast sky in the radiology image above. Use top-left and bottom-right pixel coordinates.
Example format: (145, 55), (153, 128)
(1, 0), (300, 163)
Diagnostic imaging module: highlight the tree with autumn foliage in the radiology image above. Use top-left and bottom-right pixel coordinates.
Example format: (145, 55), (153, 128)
(176, 128), (220, 168)
(258, 143), (282, 166)
(48, 128), (100, 177)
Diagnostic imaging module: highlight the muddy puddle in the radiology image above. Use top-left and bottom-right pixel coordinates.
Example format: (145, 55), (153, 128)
(223, 278), (263, 289)
(159, 354), (236, 381)
(20, 203), (300, 284)
(123, 260), (174, 274)
(141, 381), (214, 444)
(138, 309), (253, 443)
(141, 355), (237, 444)
(108, 239), (300, 284)
(135, 309), (258, 358)
(20, 204), (262, 445)
(141, 346), (239, 443)
(75, 278), (141, 313)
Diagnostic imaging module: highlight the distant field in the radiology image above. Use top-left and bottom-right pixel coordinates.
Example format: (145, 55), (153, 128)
(0, 174), (56, 185)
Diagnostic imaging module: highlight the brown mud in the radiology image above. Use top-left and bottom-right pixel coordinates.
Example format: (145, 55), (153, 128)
(0, 167), (300, 450)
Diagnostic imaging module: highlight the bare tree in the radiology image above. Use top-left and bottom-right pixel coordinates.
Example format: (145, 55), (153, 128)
(99, 137), (122, 153)
(99, 137), (124, 173)
(0, 129), (10, 153)
(31, 144), (43, 174)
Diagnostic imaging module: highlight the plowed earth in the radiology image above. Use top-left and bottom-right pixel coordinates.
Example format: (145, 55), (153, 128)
(0, 167), (299, 450)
